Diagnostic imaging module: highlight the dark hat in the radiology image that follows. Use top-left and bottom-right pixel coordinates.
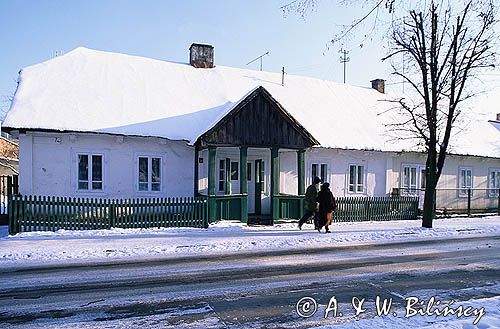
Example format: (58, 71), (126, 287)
(322, 182), (330, 189)
(313, 176), (321, 184)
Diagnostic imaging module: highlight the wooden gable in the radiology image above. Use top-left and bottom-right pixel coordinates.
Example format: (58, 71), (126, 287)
(197, 87), (319, 149)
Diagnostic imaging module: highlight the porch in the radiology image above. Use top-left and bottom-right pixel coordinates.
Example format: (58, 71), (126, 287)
(196, 146), (307, 224)
(192, 86), (318, 224)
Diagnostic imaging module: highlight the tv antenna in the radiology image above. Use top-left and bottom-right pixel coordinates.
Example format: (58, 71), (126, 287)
(339, 49), (350, 84)
(53, 50), (64, 58)
(246, 51), (270, 71)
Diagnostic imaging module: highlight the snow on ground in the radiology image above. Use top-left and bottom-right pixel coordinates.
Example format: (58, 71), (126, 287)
(309, 296), (500, 329)
(0, 216), (499, 270)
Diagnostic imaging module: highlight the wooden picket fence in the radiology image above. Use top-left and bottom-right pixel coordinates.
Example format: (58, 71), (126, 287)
(333, 196), (419, 222)
(8, 195), (208, 234)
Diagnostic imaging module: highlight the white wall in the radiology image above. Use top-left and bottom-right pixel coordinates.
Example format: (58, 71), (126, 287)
(20, 132), (194, 198)
(280, 148), (389, 197)
(391, 152), (500, 210)
(19, 131), (500, 211)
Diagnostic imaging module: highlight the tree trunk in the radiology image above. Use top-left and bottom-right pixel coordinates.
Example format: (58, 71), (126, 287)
(422, 171), (438, 228)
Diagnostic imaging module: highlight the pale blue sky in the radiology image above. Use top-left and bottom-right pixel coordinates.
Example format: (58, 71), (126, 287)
(0, 0), (394, 113)
(0, 0), (498, 117)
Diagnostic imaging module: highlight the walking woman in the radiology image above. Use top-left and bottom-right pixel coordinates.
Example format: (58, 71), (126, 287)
(316, 183), (337, 233)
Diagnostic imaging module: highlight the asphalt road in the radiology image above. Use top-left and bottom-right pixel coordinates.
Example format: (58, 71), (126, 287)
(0, 235), (499, 328)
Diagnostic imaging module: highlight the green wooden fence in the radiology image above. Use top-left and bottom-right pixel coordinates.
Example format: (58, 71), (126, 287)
(333, 196), (419, 222)
(8, 195), (208, 234)
(277, 195), (419, 222)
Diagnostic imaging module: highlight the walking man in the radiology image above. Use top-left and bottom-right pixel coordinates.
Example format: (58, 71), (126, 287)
(298, 176), (321, 230)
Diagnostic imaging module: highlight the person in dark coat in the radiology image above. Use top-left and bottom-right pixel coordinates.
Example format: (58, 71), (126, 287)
(316, 182), (337, 233)
(298, 176), (321, 230)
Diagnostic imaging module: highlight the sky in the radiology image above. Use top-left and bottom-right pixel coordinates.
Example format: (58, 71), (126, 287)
(0, 0), (499, 119)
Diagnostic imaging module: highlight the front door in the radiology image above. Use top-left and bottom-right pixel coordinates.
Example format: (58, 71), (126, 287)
(254, 159), (264, 215)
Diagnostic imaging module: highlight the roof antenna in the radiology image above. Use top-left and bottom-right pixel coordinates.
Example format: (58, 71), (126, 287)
(53, 50), (64, 58)
(282, 67), (286, 86)
(246, 51), (270, 71)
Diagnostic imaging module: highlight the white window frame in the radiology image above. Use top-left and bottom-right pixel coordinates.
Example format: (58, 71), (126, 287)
(488, 168), (500, 198)
(218, 159), (226, 192)
(311, 163), (328, 184)
(75, 152), (105, 193)
(136, 155), (163, 193)
(348, 164), (365, 194)
(401, 164), (421, 195)
(256, 160), (267, 195)
(458, 166), (473, 198)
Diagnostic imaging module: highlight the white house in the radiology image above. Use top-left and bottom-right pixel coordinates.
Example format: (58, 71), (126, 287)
(2, 45), (500, 222)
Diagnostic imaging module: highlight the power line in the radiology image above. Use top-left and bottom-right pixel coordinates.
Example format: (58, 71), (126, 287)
(339, 49), (350, 84)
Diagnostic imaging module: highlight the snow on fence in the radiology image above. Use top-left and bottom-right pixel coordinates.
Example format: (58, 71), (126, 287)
(333, 196), (419, 222)
(8, 195), (208, 234)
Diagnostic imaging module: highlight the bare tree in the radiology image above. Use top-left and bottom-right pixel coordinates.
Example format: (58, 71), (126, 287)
(382, 0), (496, 228)
(281, 0), (397, 47)
(282, 0), (497, 228)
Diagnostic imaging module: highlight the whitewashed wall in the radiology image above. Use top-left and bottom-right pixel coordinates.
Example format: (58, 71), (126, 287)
(390, 152), (500, 210)
(280, 148), (389, 197)
(19, 132), (194, 198)
(18, 131), (499, 211)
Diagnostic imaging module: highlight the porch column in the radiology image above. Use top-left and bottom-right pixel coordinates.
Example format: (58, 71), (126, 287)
(194, 145), (199, 196)
(297, 149), (306, 195)
(239, 146), (248, 223)
(207, 146), (217, 222)
(271, 147), (280, 223)
(297, 149), (306, 218)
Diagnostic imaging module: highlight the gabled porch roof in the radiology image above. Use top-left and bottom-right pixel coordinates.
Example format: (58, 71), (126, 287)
(196, 86), (319, 149)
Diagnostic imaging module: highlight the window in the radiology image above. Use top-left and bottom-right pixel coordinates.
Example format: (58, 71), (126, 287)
(260, 161), (265, 192)
(402, 166), (417, 194)
(231, 162), (239, 180)
(78, 154), (103, 191)
(138, 156), (161, 192)
(459, 167), (472, 197)
(256, 160), (266, 193)
(420, 168), (426, 190)
(218, 159), (226, 192)
(247, 162), (252, 181)
(349, 165), (364, 193)
(488, 169), (500, 197)
(312, 163), (328, 183)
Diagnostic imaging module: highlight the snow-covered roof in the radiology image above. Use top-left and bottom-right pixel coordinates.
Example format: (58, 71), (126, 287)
(490, 121), (500, 132)
(3, 47), (500, 158)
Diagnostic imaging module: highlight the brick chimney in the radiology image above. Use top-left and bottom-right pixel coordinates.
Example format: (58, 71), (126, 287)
(189, 43), (214, 68)
(370, 79), (385, 93)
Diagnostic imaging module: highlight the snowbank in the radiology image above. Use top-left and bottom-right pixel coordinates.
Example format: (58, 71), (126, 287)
(0, 216), (499, 269)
